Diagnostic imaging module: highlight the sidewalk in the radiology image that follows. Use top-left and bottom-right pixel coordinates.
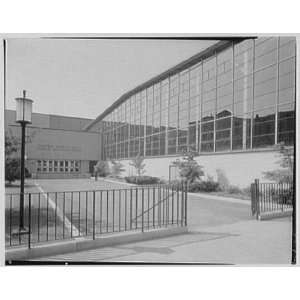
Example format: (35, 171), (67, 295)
(35, 217), (292, 265)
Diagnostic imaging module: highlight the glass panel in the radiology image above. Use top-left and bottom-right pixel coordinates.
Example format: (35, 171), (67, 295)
(278, 103), (295, 146)
(168, 129), (177, 154)
(201, 120), (214, 152)
(252, 107), (275, 148)
(254, 37), (277, 70)
(188, 125), (196, 151)
(215, 117), (231, 151)
(279, 37), (296, 60)
(159, 131), (166, 155)
(152, 134), (160, 156)
(232, 111), (251, 150)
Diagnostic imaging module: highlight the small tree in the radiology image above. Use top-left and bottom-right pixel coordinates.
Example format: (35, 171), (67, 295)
(5, 130), (35, 184)
(173, 150), (204, 184)
(5, 134), (20, 184)
(110, 159), (125, 178)
(263, 142), (294, 183)
(94, 160), (110, 177)
(130, 154), (146, 177)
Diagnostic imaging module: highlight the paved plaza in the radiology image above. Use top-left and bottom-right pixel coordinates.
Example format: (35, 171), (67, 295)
(5, 179), (292, 264)
(36, 217), (291, 264)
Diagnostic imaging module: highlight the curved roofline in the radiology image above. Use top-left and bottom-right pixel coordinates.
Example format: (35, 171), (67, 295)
(84, 38), (248, 131)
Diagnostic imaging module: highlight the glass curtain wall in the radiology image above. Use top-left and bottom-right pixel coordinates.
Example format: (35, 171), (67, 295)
(100, 37), (295, 160)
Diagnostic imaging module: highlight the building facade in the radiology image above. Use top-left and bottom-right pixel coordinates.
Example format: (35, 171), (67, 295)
(85, 37), (296, 187)
(5, 110), (101, 179)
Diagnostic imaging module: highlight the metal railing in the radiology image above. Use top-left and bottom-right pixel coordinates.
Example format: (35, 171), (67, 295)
(5, 183), (188, 249)
(251, 179), (294, 219)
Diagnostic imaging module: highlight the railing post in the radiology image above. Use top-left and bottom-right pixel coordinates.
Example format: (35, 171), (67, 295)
(9, 195), (12, 246)
(142, 188), (144, 233)
(181, 182), (184, 226)
(93, 191), (95, 240)
(255, 179), (260, 220)
(28, 194), (31, 249)
(130, 189), (132, 230)
(185, 181), (187, 226)
(135, 188), (138, 229)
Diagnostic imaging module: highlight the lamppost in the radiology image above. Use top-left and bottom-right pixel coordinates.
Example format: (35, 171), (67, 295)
(15, 90), (33, 231)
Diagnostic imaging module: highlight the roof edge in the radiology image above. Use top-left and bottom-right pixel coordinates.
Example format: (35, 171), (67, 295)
(84, 38), (247, 131)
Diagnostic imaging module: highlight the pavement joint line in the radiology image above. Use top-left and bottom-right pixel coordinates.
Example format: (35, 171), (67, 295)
(34, 182), (79, 236)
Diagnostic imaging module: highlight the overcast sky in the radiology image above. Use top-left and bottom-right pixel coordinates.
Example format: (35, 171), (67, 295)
(6, 38), (217, 119)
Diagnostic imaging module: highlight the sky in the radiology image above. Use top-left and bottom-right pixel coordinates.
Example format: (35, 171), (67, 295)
(6, 38), (217, 119)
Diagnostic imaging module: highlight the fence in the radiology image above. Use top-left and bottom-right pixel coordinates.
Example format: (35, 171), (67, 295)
(250, 179), (294, 219)
(5, 183), (188, 249)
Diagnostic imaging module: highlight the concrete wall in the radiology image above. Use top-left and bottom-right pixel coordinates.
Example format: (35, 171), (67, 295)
(115, 150), (280, 188)
(5, 109), (93, 132)
(7, 125), (101, 161)
(5, 110), (50, 129)
(49, 115), (93, 131)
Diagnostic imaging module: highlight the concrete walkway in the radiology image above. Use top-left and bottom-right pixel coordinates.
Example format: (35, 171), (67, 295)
(36, 217), (292, 265)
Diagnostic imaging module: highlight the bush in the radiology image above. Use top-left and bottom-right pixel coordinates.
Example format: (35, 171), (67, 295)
(263, 142), (294, 183)
(129, 155), (146, 177)
(197, 180), (220, 192)
(94, 160), (110, 177)
(110, 160), (124, 178)
(179, 179), (219, 193)
(125, 175), (161, 185)
(227, 185), (242, 194)
(216, 169), (230, 191)
(271, 188), (293, 205)
(172, 150), (204, 184)
(5, 158), (31, 184)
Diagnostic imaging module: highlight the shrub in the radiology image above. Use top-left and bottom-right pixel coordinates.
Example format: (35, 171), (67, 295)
(5, 158), (31, 184)
(216, 169), (230, 191)
(94, 160), (110, 177)
(110, 160), (125, 178)
(124, 175), (161, 185)
(263, 142), (294, 183)
(185, 179), (219, 193)
(129, 154), (146, 177)
(226, 185), (242, 194)
(172, 150), (204, 184)
(198, 180), (220, 192)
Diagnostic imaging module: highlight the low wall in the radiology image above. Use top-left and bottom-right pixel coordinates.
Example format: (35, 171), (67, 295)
(117, 150), (279, 188)
(6, 226), (188, 261)
(258, 209), (293, 221)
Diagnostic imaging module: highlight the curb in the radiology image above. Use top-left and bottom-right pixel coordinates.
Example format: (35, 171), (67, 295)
(6, 226), (188, 261)
(258, 209), (293, 220)
(187, 192), (251, 205)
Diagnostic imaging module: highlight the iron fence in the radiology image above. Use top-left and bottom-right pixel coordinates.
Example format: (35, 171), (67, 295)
(5, 183), (188, 249)
(251, 179), (294, 219)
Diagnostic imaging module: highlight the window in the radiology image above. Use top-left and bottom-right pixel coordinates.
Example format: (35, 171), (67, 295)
(99, 36), (295, 159)
(215, 114), (231, 151)
(278, 103), (295, 146)
(37, 160), (41, 172)
(252, 108), (275, 148)
(54, 160), (58, 172)
(48, 160), (53, 172)
(37, 160), (80, 173)
(201, 119), (214, 152)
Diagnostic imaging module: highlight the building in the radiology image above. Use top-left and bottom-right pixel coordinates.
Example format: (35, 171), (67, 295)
(85, 37), (296, 187)
(5, 110), (101, 179)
